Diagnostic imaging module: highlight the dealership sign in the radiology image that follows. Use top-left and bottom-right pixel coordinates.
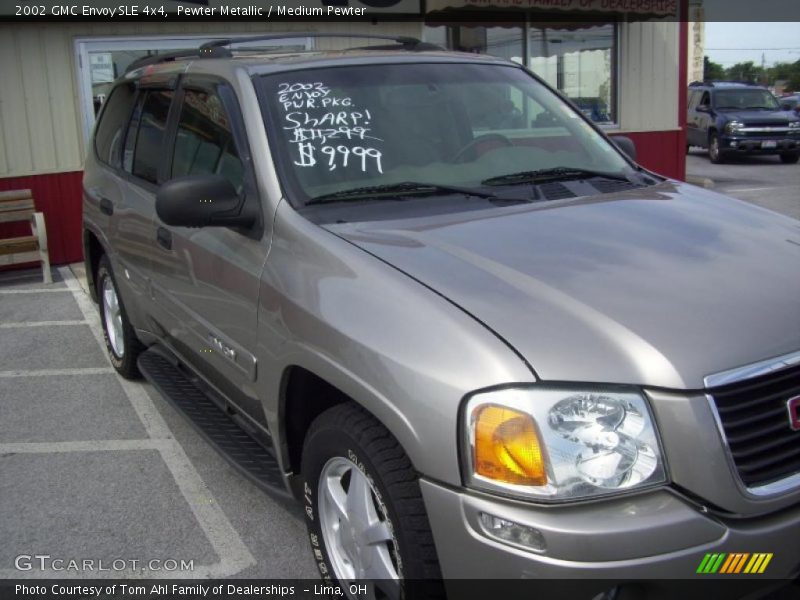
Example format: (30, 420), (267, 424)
(427, 0), (678, 16)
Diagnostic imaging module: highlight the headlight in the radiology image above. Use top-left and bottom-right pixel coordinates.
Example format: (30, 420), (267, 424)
(462, 387), (667, 501)
(789, 122), (800, 129)
(725, 120), (744, 133)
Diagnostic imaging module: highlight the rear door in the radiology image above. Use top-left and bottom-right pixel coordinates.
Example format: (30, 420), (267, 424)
(84, 82), (174, 321)
(146, 75), (269, 425)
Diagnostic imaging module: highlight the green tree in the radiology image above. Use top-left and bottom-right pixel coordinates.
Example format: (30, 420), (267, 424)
(703, 56), (725, 82)
(725, 61), (762, 84)
(767, 60), (800, 92)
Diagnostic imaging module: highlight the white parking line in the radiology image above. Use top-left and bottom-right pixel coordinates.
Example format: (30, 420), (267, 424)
(726, 187), (775, 193)
(0, 320), (88, 328)
(57, 266), (256, 578)
(0, 367), (114, 378)
(0, 439), (162, 453)
(0, 289), (71, 294)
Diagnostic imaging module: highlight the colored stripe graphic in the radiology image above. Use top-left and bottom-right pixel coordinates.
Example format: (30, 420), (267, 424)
(719, 554), (736, 574)
(697, 553), (773, 574)
(697, 554), (713, 573)
(733, 553), (750, 573)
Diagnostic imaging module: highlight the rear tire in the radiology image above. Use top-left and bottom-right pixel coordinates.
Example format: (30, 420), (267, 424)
(97, 255), (143, 379)
(779, 152), (799, 164)
(302, 402), (443, 599)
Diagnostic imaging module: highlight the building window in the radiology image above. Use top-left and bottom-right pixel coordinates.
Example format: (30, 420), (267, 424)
(529, 23), (617, 124)
(424, 21), (617, 124)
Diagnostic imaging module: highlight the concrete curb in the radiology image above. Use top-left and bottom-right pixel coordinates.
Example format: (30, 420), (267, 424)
(685, 175), (714, 188)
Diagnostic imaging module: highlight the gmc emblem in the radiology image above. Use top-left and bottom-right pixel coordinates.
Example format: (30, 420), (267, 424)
(788, 396), (800, 431)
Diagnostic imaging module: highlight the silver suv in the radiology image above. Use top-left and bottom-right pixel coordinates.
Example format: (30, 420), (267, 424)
(83, 35), (800, 599)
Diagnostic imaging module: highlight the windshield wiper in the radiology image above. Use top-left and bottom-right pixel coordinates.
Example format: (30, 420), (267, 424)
(482, 167), (632, 186)
(306, 181), (497, 206)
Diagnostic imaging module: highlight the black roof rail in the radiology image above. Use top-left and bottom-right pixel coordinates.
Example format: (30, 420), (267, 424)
(199, 33), (441, 53)
(123, 34), (442, 75)
(124, 48), (231, 74)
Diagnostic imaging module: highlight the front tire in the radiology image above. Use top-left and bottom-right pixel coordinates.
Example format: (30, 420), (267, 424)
(779, 152), (799, 164)
(97, 255), (143, 379)
(708, 132), (726, 164)
(302, 403), (443, 599)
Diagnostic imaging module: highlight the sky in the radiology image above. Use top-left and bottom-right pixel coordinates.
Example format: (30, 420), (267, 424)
(704, 22), (800, 68)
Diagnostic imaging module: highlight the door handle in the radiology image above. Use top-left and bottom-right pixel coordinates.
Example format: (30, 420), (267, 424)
(99, 197), (114, 216)
(156, 227), (172, 250)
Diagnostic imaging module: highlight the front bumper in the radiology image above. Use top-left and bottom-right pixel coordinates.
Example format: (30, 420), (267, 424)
(719, 134), (800, 154)
(421, 480), (800, 596)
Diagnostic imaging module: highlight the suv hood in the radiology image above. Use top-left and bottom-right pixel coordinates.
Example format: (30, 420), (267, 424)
(721, 109), (798, 124)
(326, 182), (800, 389)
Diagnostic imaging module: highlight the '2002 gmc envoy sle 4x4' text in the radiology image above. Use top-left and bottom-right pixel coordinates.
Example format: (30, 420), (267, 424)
(82, 35), (800, 600)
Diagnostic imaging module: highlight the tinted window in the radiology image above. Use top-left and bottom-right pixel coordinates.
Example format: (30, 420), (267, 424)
(713, 89), (780, 110)
(260, 64), (630, 205)
(94, 83), (137, 167)
(131, 90), (173, 183)
(171, 88), (244, 193)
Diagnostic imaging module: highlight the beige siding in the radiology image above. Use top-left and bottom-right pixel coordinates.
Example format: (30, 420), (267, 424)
(0, 19), (678, 178)
(618, 20), (680, 134)
(0, 21), (421, 178)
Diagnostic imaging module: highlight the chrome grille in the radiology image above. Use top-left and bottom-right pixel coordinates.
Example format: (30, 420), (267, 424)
(709, 364), (800, 489)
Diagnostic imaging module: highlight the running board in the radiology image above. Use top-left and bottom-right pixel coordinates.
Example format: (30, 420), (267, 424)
(138, 346), (294, 505)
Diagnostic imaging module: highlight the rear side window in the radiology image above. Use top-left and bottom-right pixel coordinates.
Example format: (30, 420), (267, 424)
(93, 83), (137, 167)
(130, 90), (173, 184)
(171, 88), (244, 193)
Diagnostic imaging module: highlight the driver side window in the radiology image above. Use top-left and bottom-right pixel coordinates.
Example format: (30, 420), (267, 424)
(171, 87), (245, 194)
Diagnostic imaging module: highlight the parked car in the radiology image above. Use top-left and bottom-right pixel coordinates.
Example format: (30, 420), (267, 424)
(83, 36), (800, 599)
(687, 81), (800, 163)
(780, 94), (800, 116)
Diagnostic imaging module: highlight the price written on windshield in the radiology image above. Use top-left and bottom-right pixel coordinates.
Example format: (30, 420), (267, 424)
(277, 82), (384, 174)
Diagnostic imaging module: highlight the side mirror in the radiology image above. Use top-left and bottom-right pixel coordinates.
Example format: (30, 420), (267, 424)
(781, 103), (792, 111)
(611, 136), (637, 162)
(156, 175), (256, 229)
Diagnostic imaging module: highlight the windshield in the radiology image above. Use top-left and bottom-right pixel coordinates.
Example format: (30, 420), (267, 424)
(713, 89), (780, 110)
(259, 63), (631, 208)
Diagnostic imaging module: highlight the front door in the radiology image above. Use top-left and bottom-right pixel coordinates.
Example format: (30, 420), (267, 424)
(147, 76), (270, 426)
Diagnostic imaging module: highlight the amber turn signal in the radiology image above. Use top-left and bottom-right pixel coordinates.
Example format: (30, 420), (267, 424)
(473, 404), (548, 486)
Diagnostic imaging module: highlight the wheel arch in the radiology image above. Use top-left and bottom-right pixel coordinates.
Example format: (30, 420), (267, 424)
(277, 361), (423, 501)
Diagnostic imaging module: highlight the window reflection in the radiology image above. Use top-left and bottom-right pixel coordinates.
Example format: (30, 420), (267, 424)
(529, 23), (616, 123)
(424, 22), (616, 124)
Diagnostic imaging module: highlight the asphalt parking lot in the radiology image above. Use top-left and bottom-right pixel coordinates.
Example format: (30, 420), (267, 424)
(0, 266), (318, 579)
(686, 150), (800, 220)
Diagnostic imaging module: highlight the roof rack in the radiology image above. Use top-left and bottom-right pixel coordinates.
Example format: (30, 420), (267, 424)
(689, 81), (762, 88)
(199, 33), (442, 54)
(125, 50), (205, 74)
(123, 34), (443, 75)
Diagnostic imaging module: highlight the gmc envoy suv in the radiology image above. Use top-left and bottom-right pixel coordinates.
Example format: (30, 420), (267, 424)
(83, 35), (800, 599)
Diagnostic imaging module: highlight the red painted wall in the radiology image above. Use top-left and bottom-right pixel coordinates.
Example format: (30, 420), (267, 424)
(0, 171), (84, 265)
(610, 130), (685, 180)
(0, 126), (685, 269)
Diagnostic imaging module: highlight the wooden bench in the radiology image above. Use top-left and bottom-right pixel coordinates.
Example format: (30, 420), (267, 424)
(0, 189), (52, 283)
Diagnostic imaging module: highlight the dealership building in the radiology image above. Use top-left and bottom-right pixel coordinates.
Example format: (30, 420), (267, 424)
(0, 0), (687, 265)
